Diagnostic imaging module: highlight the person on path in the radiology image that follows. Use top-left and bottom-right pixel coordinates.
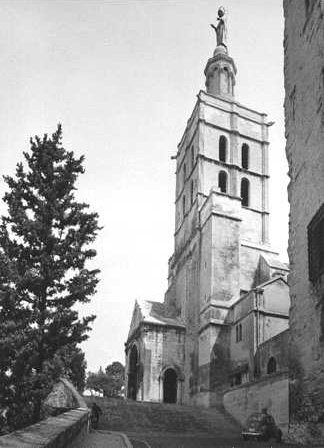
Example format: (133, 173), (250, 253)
(90, 402), (102, 429)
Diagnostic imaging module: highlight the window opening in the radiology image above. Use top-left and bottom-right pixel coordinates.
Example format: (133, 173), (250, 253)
(218, 171), (227, 193)
(219, 136), (227, 162)
(241, 178), (250, 207)
(267, 357), (277, 374)
(241, 143), (249, 169)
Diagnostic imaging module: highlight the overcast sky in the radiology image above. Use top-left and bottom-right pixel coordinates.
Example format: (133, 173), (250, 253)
(0, 0), (288, 372)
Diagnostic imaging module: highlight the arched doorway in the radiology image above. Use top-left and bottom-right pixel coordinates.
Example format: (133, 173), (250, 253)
(127, 345), (139, 400)
(163, 368), (177, 404)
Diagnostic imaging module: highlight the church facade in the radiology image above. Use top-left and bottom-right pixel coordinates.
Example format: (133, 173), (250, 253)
(125, 11), (289, 408)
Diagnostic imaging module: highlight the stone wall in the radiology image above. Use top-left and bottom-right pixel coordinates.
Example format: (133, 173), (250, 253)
(284, 0), (324, 444)
(255, 330), (289, 378)
(223, 373), (289, 436)
(0, 409), (89, 448)
(142, 324), (186, 403)
(0, 379), (89, 447)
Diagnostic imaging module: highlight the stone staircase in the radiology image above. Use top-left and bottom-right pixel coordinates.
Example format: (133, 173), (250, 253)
(87, 398), (240, 435)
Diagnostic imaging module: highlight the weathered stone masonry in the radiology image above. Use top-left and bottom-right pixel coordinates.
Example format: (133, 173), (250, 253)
(284, 0), (324, 445)
(126, 9), (290, 410)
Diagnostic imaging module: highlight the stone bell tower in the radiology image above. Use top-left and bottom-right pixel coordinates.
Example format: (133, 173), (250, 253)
(165, 6), (275, 407)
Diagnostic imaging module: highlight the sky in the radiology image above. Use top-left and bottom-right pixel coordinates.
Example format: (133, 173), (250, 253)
(0, 0), (288, 372)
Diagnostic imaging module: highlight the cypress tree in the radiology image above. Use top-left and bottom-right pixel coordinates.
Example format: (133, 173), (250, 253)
(0, 124), (100, 429)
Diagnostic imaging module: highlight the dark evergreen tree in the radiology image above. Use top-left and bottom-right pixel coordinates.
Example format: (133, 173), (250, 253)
(0, 125), (100, 429)
(55, 344), (87, 392)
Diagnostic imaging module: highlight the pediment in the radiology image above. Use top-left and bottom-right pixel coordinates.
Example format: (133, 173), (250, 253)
(127, 300), (144, 339)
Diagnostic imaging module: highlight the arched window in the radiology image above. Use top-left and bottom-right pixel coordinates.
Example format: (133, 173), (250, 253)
(241, 143), (249, 169)
(191, 146), (195, 170)
(241, 178), (250, 207)
(219, 136), (227, 162)
(235, 324), (242, 342)
(127, 345), (139, 400)
(190, 180), (194, 204)
(182, 195), (186, 217)
(218, 171), (227, 193)
(267, 357), (277, 374)
(224, 67), (228, 91)
(183, 164), (186, 184)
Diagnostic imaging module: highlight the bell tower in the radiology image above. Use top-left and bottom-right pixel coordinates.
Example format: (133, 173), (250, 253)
(166, 7), (277, 406)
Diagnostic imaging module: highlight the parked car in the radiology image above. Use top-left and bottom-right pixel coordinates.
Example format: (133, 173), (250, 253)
(241, 411), (282, 442)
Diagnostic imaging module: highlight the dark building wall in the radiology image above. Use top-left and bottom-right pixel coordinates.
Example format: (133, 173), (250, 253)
(284, 0), (324, 444)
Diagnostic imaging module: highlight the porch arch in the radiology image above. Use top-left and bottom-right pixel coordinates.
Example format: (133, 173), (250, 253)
(159, 365), (184, 404)
(127, 344), (140, 400)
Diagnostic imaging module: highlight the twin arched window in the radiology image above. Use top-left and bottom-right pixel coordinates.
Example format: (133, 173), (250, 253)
(219, 138), (249, 169)
(218, 171), (227, 193)
(219, 136), (227, 162)
(217, 138), (250, 205)
(241, 144), (249, 169)
(241, 178), (249, 207)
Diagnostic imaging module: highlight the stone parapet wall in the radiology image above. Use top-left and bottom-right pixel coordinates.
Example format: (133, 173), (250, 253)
(223, 372), (288, 436)
(0, 408), (89, 448)
(0, 378), (89, 447)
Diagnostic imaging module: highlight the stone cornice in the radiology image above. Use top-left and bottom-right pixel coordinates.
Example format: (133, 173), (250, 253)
(198, 321), (229, 334)
(198, 153), (269, 179)
(199, 90), (269, 121)
(199, 118), (269, 146)
(125, 320), (186, 349)
(176, 89), (270, 157)
(200, 301), (234, 315)
(241, 240), (278, 255)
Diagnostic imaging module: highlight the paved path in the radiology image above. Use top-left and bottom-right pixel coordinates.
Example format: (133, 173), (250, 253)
(127, 431), (301, 448)
(78, 430), (132, 448)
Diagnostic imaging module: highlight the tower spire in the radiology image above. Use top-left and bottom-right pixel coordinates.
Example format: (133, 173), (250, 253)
(205, 7), (236, 98)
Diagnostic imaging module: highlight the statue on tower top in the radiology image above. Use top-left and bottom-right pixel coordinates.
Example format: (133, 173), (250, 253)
(211, 7), (227, 51)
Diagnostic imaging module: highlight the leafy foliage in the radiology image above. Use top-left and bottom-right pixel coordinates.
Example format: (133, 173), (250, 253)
(87, 362), (124, 397)
(0, 125), (100, 430)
